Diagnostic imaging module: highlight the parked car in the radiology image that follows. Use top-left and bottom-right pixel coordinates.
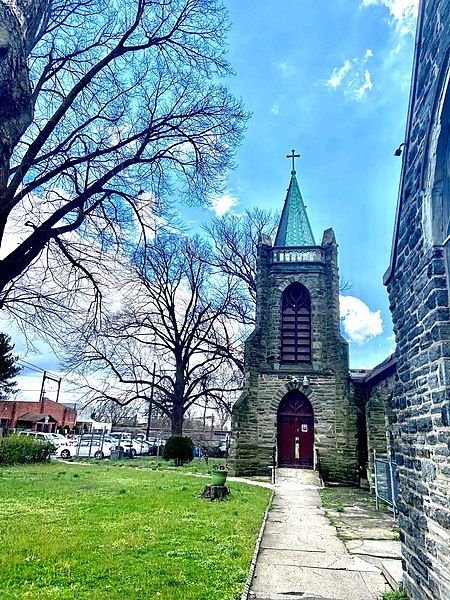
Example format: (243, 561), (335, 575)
(18, 431), (58, 445)
(108, 433), (143, 457)
(74, 433), (117, 446)
(107, 434), (165, 456)
(135, 439), (164, 456)
(198, 443), (227, 459)
(55, 439), (115, 459)
(50, 433), (75, 447)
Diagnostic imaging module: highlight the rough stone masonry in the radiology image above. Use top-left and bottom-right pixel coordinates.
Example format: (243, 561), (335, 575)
(231, 167), (358, 483)
(384, 0), (450, 598)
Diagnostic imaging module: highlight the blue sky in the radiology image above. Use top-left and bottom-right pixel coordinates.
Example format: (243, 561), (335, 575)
(190, 0), (419, 368)
(8, 0), (419, 403)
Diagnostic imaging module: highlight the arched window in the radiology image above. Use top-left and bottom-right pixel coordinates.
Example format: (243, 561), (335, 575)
(281, 283), (311, 363)
(430, 78), (450, 280)
(442, 101), (450, 275)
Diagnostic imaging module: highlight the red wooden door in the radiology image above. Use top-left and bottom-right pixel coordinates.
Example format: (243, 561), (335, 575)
(277, 393), (314, 468)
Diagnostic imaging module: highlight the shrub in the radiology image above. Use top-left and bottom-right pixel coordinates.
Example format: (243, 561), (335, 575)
(0, 435), (55, 466)
(381, 591), (409, 600)
(163, 436), (194, 465)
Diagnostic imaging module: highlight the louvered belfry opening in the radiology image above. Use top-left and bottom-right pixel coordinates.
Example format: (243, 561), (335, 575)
(281, 282), (312, 363)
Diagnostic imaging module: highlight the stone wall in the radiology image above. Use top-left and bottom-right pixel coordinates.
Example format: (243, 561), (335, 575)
(232, 228), (358, 483)
(351, 360), (396, 482)
(385, 1), (450, 597)
(366, 376), (394, 467)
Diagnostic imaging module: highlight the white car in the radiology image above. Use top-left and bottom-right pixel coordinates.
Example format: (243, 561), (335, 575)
(108, 434), (142, 456)
(49, 433), (74, 448)
(55, 439), (115, 459)
(18, 431), (58, 444)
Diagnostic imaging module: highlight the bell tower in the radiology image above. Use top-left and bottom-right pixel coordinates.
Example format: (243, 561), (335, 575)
(231, 152), (358, 483)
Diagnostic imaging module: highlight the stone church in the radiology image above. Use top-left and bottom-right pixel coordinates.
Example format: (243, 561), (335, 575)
(231, 155), (358, 483)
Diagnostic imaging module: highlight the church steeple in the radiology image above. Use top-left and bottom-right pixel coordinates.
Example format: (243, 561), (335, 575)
(274, 150), (315, 247)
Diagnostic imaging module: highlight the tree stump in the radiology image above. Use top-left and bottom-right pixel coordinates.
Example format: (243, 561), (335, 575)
(200, 484), (230, 501)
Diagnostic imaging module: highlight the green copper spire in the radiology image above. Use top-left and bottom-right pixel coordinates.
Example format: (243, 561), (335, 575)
(274, 150), (316, 247)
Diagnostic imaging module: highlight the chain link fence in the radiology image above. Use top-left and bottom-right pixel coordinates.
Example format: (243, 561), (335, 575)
(373, 450), (399, 517)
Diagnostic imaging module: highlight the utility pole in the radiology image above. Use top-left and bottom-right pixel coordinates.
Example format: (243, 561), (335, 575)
(146, 362), (156, 440)
(39, 371), (62, 405)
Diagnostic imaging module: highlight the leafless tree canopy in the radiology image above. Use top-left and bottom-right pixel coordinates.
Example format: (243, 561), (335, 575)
(89, 399), (144, 428)
(204, 208), (279, 325)
(66, 232), (242, 434)
(0, 0), (247, 310)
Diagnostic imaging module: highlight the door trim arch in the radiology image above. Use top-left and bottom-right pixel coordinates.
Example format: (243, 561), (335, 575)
(277, 391), (314, 468)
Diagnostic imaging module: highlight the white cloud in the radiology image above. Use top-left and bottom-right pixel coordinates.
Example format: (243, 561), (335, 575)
(325, 51), (374, 101)
(355, 70), (373, 99)
(277, 61), (296, 78)
(327, 60), (351, 89)
(361, 0), (419, 35)
(339, 295), (383, 344)
(210, 192), (238, 217)
(325, 48), (374, 101)
(270, 104), (279, 115)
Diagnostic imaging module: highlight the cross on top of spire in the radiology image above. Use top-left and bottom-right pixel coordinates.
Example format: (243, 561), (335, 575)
(286, 149), (301, 174)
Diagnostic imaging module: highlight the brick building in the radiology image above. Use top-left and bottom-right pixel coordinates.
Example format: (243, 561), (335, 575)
(0, 397), (77, 433)
(231, 160), (358, 482)
(384, 0), (450, 597)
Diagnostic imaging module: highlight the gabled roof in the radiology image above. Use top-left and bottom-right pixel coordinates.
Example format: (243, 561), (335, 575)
(274, 170), (315, 247)
(350, 354), (397, 389)
(17, 413), (57, 423)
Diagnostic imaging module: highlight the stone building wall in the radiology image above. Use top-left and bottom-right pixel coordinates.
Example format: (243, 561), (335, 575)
(351, 358), (396, 481)
(232, 228), (358, 482)
(384, 1), (450, 597)
(366, 377), (394, 464)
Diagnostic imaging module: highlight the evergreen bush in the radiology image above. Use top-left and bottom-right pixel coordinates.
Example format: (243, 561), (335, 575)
(163, 436), (195, 465)
(0, 435), (55, 466)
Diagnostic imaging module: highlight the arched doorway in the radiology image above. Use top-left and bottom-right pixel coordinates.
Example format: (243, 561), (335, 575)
(277, 391), (314, 468)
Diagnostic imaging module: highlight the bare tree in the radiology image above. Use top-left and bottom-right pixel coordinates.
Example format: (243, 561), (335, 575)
(90, 399), (142, 429)
(204, 208), (279, 325)
(0, 0), (246, 314)
(65, 232), (242, 435)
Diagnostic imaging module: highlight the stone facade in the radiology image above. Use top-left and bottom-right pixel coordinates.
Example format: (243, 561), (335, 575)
(231, 222), (358, 483)
(384, 1), (450, 597)
(351, 355), (396, 482)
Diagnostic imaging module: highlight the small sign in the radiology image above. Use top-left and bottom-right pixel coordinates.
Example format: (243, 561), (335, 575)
(301, 424), (308, 432)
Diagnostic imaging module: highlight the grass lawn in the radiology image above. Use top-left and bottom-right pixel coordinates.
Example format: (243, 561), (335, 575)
(0, 461), (271, 600)
(73, 455), (228, 475)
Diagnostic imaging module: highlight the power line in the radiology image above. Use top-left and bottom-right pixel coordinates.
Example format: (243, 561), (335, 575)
(17, 360), (60, 379)
(17, 363), (43, 374)
(18, 359), (46, 372)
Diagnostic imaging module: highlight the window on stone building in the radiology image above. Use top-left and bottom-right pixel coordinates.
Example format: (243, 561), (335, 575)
(281, 282), (311, 363)
(443, 118), (450, 274)
(434, 79), (450, 277)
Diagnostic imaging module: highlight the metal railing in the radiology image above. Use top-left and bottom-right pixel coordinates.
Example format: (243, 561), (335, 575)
(373, 450), (399, 517)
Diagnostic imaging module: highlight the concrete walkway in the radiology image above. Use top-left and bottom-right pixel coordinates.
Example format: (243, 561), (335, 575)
(248, 469), (388, 600)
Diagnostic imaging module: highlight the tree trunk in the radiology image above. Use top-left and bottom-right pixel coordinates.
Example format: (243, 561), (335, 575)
(0, 1), (47, 193)
(171, 402), (184, 436)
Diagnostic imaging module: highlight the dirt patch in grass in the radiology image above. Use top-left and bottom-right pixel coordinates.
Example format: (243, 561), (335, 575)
(319, 485), (398, 542)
